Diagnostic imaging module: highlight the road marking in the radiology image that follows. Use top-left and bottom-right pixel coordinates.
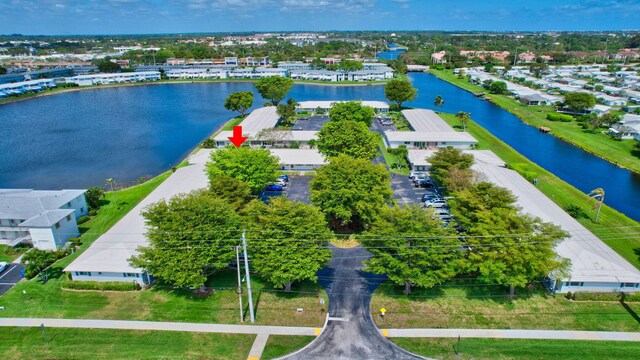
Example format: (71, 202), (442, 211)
(382, 329), (389, 337)
(0, 283), (18, 286)
(0, 265), (19, 281)
(314, 328), (321, 335)
(327, 317), (349, 322)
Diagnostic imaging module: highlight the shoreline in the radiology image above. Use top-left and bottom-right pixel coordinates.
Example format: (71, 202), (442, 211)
(428, 70), (640, 176)
(0, 78), (387, 106)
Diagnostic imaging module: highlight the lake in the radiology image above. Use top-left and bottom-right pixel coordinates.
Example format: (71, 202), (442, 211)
(1, 75), (639, 221)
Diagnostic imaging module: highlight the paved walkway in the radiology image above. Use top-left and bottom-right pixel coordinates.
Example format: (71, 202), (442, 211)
(382, 328), (640, 341)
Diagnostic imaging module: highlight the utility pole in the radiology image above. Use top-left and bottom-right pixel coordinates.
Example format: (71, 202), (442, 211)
(241, 231), (255, 323)
(235, 246), (244, 323)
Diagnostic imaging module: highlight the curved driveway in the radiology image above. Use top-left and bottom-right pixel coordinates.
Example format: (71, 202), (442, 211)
(283, 246), (425, 360)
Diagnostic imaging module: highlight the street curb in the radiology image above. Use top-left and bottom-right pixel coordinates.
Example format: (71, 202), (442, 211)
(274, 313), (329, 360)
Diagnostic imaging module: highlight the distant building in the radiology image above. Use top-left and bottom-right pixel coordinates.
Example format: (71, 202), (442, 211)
(431, 51), (447, 64)
(65, 71), (161, 86)
(277, 62), (311, 71)
(0, 79), (56, 98)
(0, 189), (88, 250)
(384, 109), (477, 149)
(165, 68), (227, 80)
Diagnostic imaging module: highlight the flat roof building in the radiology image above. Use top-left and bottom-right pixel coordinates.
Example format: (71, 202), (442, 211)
(297, 100), (389, 112)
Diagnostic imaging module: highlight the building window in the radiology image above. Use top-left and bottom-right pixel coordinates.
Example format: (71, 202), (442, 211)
(567, 281), (582, 287)
(81, 207), (85, 213)
(55, 222), (60, 229)
(623, 283), (636, 288)
(75, 271), (91, 276)
(66, 215), (71, 221)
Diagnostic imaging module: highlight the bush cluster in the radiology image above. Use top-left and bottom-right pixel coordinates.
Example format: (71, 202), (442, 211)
(507, 163), (538, 183)
(63, 281), (141, 291)
(76, 215), (90, 224)
(546, 112), (574, 122)
(567, 292), (640, 302)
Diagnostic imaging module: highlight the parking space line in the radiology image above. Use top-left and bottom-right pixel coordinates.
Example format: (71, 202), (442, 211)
(0, 265), (19, 281)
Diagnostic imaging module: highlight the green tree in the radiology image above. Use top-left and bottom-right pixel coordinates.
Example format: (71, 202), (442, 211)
(600, 112), (621, 127)
(317, 120), (379, 160)
(336, 60), (364, 71)
(386, 60), (407, 74)
(588, 188), (605, 223)
(310, 58), (326, 69)
(455, 111), (471, 131)
(254, 76), (294, 106)
(529, 63), (549, 77)
(276, 98), (298, 126)
(489, 81), (508, 94)
(434, 95), (445, 107)
(206, 147), (279, 194)
(360, 205), (460, 295)
(450, 183), (569, 297)
(97, 57), (122, 73)
(587, 114), (605, 132)
(85, 187), (105, 209)
(129, 190), (242, 288)
(428, 147), (475, 185)
(105, 178), (116, 192)
(328, 101), (375, 126)
(310, 155), (392, 229)
(208, 175), (252, 210)
(224, 91), (254, 117)
(244, 197), (333, 291)
(384, 79), (417, 108)
(564, 92), (596, 113)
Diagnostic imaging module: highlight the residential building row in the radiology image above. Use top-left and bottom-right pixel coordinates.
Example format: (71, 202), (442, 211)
(0, 189), (87, 251)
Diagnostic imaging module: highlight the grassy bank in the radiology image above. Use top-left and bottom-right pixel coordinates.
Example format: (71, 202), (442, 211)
(391, 338), (640, 360)
(430, 69), (640, 174)
(0, 327), (254, 360)
(0, 245), (28, 263)
(438, 112), (640, 269)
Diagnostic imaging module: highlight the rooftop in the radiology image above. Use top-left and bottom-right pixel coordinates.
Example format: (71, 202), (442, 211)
(238, 106), (280, 132)
(269, 148), (327, 165)
(0, 189), (86, 221)
(297, 100), (389, 110)
(401, 109), (454, 132)
(385, 131), (477, 143)
(20, 209), (75, 228)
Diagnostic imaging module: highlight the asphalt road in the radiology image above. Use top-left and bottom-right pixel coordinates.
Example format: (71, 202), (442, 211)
(293, 115), (329, 131)
(0, 263), (25, 297)
(284, 246), (424, 360)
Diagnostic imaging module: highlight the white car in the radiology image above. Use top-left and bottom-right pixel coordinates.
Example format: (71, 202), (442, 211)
(425, 199), (449, 208)
(0, 262), (8, 274)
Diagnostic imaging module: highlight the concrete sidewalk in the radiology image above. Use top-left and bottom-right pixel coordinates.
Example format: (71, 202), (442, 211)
(0, 318), (318, 336)
(382, 328), (640, 341)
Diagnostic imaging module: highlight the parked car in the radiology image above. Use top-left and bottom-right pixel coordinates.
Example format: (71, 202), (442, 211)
(431, 208), (453, 222)
(421, 193), (442, 202)
(409, 171), (425, 179)
(265, 184), (284, 192)
(425, 199), (449, 208)
(415, 179), (436, 189)
(278, 174), (289, 182)
(0, 262), (8, 274)
(276, 179), (287, 186)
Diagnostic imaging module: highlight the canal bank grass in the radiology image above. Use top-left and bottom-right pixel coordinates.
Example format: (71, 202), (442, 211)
(390, 338), (640, 360)
(0, 245), (28, 263)
(262, 335), (316, 359)
(430, 69), (640, 175)
(0, 327), (254, 360)
(371, 281), (640, 331)
(437, 112), (640, 269)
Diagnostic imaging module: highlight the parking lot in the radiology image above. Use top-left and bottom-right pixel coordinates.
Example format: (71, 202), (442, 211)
(285, 175), (313, 204)
(0, 263), (25, 297)
(391, 173), (426, 205)
(370, 115), (396, 134)
(293, 115), (330, 131)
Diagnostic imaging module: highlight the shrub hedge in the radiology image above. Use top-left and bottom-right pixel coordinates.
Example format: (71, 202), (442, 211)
(76, 215), (90, 224)
(63, 281), (141, 291)
(568, 292), (640, 302)
(508, 162), (538, 183)
(546, 112), (574, 122)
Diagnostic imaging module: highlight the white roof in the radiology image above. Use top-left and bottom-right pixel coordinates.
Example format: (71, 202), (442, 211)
(64, 151), (211, 274)
(214, 130), (318, 142)
(297, 101), (389, 110)
(269, 149), (327, 165)
(407, 149), (504, 168)
(238, 106), (280, 132)
(401, 109), (453, 132)
(470, 151), (640, 284)
(385, 131), (477, 143)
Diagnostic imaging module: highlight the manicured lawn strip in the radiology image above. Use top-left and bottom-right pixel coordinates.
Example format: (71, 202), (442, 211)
(378, 138), (410, 175)
(220, 116), (244, 132)
(391, 338), (640, 360)
(371, 283), (640, 331)
(0, 245), (27, 263)
(437, 112), (640, 269)
(430, 69), (640, 174)
(0, 327), (253, 360)
(0, 268), (326, 327)
(262, 335), (316, 359)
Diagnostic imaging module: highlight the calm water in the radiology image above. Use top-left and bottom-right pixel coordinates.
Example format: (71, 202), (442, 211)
(1, 76), (638, 221)
(0, 83), (385, 190)
(407, 73), (640, 221)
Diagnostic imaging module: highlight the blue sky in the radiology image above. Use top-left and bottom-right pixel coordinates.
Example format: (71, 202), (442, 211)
(1, 0), (639, 35)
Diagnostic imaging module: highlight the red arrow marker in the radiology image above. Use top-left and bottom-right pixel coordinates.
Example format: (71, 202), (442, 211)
(227, 126), (248, 147)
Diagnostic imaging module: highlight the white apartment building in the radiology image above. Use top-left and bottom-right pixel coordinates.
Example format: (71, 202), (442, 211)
(66, 71), (161, 86)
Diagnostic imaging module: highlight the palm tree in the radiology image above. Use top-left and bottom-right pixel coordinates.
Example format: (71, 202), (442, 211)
(455, 111), (471, 132)
(588, 188), (605, 223)
(105, 178), (116, 192)
(434, 95), (444, 107)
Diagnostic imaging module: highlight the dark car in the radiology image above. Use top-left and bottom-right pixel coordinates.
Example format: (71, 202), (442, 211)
(414, 179), (436, 188)
(265, 184), (284, 192)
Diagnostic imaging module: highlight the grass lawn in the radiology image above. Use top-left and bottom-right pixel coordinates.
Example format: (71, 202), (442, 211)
(391, 338), (640, 360)
(430, 69), (640, 174)
(437, 112), (640, 269)
(220, 116), (244, 132)
(0, 327), (254, 360)
(378, 138), (410, 175)
(0, 245), (28, 263)
(371, 282), (640, 331)
(262, 335), (316, 359)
